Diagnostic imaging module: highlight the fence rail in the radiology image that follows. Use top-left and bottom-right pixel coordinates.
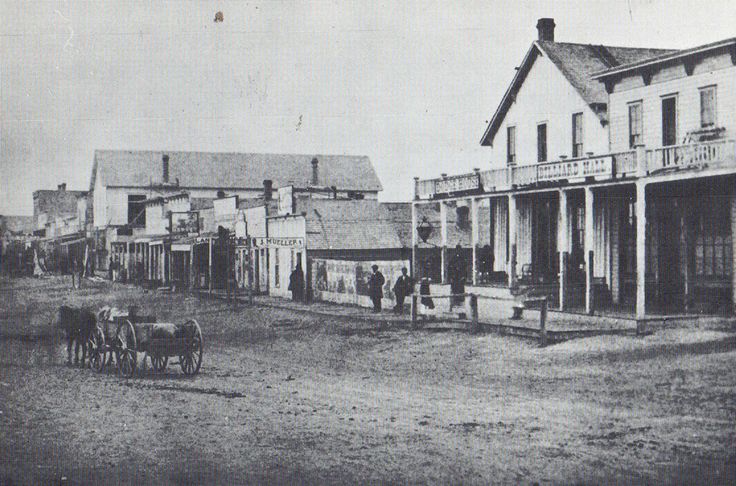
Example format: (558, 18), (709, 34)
(646, 139), (736, 173)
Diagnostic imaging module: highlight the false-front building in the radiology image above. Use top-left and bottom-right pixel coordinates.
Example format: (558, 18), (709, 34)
(413, 19), (736, 319)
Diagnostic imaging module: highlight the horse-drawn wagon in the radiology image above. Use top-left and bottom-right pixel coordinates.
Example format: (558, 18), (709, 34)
(89, 307), (203, 378)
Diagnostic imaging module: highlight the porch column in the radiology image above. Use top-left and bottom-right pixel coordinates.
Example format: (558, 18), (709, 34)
(440, 201), (448, 283)
(585, 187), (595, 314)
(471, 198), (479, 286)
(411, 202), (417, 278)
(635, 182), (647, 319)
(558, 190), (569, 310)
(508, 194), (517, 287)
(208, 237), (214, 293)
(189, 247), (194, 290)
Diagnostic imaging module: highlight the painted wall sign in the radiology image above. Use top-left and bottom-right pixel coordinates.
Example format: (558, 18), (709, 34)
(537, 155), (613, 182)
(278, 186), (294, 216)
(253, 237), (304, 248)
(434, 173), (480, 194)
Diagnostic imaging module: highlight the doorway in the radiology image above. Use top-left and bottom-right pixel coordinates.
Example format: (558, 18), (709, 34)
(662, 95), (678, 146)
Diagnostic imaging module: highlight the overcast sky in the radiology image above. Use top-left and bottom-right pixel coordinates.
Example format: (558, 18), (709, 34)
(1, 0), (735, 215)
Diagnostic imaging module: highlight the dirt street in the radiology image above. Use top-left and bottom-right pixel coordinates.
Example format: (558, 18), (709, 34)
(1, 276), (735, 485)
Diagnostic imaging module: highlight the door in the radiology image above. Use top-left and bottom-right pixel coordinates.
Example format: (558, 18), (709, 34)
(657, 200), (684, 312)
(532, 196), (558, 283)
(662, 96), (677, 146)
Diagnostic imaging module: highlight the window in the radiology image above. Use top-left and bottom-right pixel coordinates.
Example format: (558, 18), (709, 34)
(695, 198), (731, 280)
(537, 123), (547, 162)
(127, 195), (146, 226)
(628, 102), (643, 148)
(699, 86), (717, 128)
(274, 250), (280, 287)
(572, 113), (584, 157)
(506, 126), (516, 165)
(661, 95), (677, 146)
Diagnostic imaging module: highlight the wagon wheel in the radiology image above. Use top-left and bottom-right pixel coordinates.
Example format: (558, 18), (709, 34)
(116, 319), (137, 378)
(150, 353), (168, 373)
(179, 319), (203, 376)
(87, 325), (106, 372)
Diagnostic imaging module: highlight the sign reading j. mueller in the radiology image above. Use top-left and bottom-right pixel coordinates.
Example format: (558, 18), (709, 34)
(253, 237), (304, 249)
(537, 155), (613, 182)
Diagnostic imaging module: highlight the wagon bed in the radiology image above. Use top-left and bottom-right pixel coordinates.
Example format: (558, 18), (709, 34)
(89, 311), (203, 378)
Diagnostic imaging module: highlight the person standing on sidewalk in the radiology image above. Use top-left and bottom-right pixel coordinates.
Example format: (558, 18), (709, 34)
(368, 264), (385, 313)
(288, 261), (305, 302)
(392, 267), (413, 315)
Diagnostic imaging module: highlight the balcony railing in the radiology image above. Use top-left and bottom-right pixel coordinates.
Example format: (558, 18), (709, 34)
(415, 140), (736, 200)
(646, 139), (736, 174)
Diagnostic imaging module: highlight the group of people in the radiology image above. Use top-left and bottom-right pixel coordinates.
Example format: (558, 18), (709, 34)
(288, 262), (416, 315)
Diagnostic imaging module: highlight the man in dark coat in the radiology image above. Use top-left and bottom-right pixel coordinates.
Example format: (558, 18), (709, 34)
(368, 264), (385, 313)
(449, 244), (466, 309)
(392, 267), (413, 315)
(288, 261), (305, 302)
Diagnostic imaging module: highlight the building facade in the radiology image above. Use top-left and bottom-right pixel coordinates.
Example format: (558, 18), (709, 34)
(414, 20), (736, 319)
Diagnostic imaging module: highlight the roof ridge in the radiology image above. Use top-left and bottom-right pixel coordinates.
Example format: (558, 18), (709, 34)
(540, 40), (676, 53)
(95, 148), (369, 159)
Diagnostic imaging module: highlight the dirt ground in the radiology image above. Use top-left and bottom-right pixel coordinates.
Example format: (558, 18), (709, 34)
(0, 276), (735, 485)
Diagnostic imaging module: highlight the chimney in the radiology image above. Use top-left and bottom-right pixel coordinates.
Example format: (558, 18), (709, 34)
(311, 157), (319, 186)
(57, 183), (66, 192)
(536, 18), (555, 42)
(162, 154), (170, 183)
(263, 179), (273, 201)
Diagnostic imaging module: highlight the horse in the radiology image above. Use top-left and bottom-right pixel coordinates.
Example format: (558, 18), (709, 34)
(58, 305), (97, 366)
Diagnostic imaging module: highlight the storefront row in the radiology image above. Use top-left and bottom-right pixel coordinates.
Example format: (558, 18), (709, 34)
(412, 175), (736, 318)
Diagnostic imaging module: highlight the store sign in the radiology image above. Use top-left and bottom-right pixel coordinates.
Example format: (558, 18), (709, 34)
(214, 196), (238, 223)
(170, 211), (199, 235)
(435, 173), (480, 194)
(537, 156), (613, 182)
(253, 237), (304, 249)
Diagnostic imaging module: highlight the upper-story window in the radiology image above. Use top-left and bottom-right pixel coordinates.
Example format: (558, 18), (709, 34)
(699, 85), (717, 128)
(628, 101), (643, 148)
(661, 95), (678, 146)
(537, 123), (547, 162)
(128, 195), (146, 227)
(572, 113), (583, 158)
(506, 126), (516, 165)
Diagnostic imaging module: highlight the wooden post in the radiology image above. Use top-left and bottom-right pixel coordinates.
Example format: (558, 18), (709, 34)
(559, 251), (568, 311)
(508, 194), (517, 287)
(558, 190), (568, 310)
(635, 182), (647, 319)
(411, 202), (417, 278)
(188, 247), (194, 291)
(585, 187), (595, 315)
(411, 294), (418, 329)
(509, 243), (517, 288)
(469, 294), (479, 334)
(587, 250), (595, 315)
(208, 237), (213, 294)
(539, 297), (548, 346)
(471, 198), (479, 286)
(440, 201), (448, 283)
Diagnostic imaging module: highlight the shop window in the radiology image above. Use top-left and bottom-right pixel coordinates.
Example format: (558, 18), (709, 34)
(695, 199), (731, 280)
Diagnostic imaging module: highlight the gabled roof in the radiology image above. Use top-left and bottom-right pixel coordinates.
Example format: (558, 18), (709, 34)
(480, 41), (675, 146)
(592, 37), (736, 80)
(300, 199), (403, 250)
(90, 150), (382, 193)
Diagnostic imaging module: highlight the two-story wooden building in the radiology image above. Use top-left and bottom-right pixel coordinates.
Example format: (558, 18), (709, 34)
(413, 19), (736, 319)
(89, 150), (383, 275)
